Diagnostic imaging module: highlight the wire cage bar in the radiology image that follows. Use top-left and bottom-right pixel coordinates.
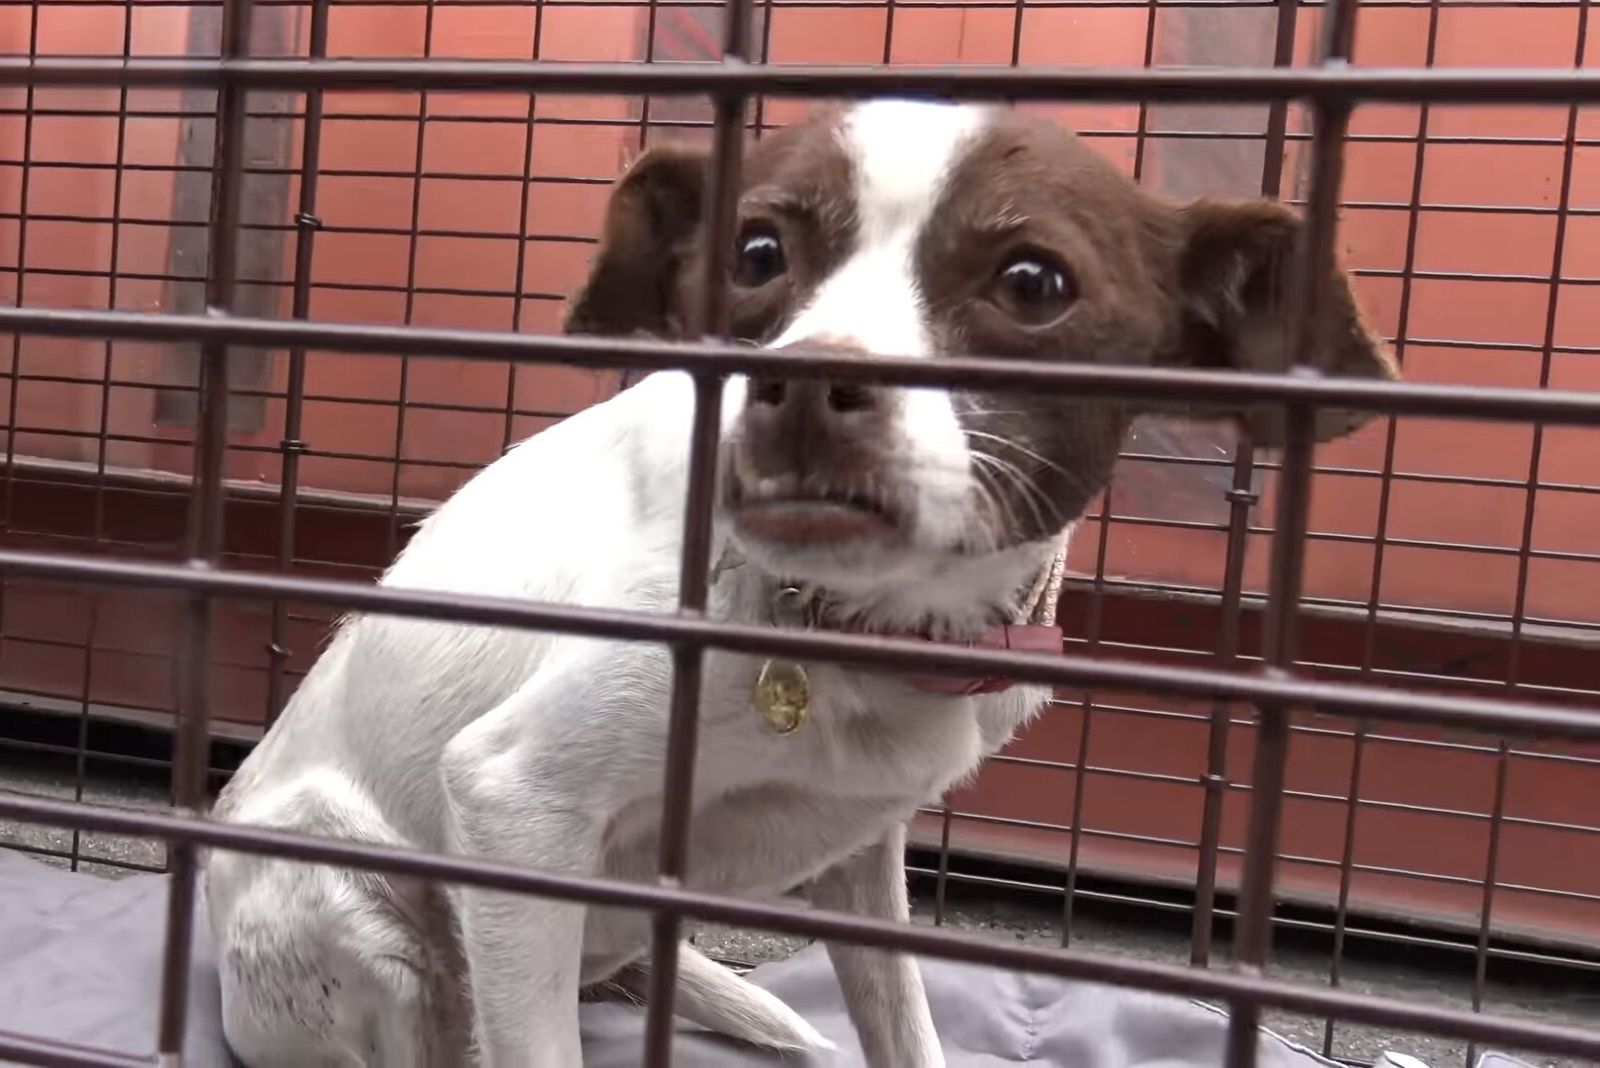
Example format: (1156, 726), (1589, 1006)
(0, 56), (1597, 100)
(0, 0), (1596, 1062)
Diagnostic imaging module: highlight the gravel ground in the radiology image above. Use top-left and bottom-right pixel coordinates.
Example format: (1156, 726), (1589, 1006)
(3, 757), (1595, 1068)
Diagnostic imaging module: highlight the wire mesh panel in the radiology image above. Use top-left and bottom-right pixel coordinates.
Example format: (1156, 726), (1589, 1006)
(0, 0), (1596, 1065)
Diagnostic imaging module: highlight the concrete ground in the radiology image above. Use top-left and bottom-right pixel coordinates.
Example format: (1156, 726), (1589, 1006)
(2, 755), (1595, 1068)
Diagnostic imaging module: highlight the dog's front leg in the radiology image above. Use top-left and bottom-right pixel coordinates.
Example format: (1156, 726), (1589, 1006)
(442, 653), (648, 1068)
(444, 759), (598, 1066)
(809, 820), (944, 1068)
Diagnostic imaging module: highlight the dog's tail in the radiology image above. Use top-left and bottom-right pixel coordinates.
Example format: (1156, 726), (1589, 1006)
(608, 942), (835, 1054)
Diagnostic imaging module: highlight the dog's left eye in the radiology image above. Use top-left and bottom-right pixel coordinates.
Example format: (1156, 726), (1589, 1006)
(734, 226), (787, 288)
(992, 254), (1074, 326)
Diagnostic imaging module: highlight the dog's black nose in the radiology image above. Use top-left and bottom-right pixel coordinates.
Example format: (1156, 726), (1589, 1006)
(824, 382), (874, 412)
(747, 378), (884, 415)
(737, 343), (894, 486)
(748, 341), (887, 419)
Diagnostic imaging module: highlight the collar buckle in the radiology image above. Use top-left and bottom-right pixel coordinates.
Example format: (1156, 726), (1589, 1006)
(770, 583), (822, 630)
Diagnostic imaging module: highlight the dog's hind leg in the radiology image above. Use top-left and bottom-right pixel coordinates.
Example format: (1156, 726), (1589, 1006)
(610, 942), (834, 1053)
(207, 772), (462, 1068)
(213, 858), (436, 1068)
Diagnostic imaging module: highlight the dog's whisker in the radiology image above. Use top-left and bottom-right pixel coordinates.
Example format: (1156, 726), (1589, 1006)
(962, 428), (1080, 488)
(971, 450), (1057, 538)
(997, 453), (1068, 532)
(965, 457), (1014, 553)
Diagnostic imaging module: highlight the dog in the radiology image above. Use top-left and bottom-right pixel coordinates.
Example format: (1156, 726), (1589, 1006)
(203, 99), (1396, 1068)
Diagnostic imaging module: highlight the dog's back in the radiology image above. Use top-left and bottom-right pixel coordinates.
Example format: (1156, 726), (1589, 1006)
(204, 372), (698, 1066)
(212, 372), (693, 838)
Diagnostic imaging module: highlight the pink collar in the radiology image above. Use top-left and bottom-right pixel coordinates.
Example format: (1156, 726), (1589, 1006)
(764, 549), (1066, 698)
(904, 621), (1063, 696)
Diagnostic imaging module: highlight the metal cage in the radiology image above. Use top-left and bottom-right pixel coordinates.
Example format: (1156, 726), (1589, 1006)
(0, 0), (1597, 1064)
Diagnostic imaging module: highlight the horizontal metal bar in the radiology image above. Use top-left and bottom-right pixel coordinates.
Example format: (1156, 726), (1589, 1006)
(0, 0), (1589, 7)
(5, 103), (1599, 151)
(9, 230), (1600, 294)
(1, 101), (1597, 145)
(3, 791), (1600, 1062)
(0, 0), (1586, 7)
(3, 373), (576, 425)
(14, 422), (1600, 516)
(0, 58), (1598, 103)
(13, 209), (1600, 287)
(2, 307), (1600, 427)
(13, 687), (1600, 824)
(0, 1031), (149, 1068)
(12, 437), (1600, 551)
(0, 545), (1596, 739)
(11, 272), (1600, 362)
(906, 864), (1600, 975)
(1076, 575), (1600, 640)
(0, 840), (169, 876)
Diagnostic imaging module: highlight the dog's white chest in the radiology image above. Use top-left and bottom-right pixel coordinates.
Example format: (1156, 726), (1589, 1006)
(593, 653), (1001, 882)
(719, 654), (995, 786)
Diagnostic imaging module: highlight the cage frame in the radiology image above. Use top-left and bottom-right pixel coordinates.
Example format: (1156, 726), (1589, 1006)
(0, 0), (1598, 1063)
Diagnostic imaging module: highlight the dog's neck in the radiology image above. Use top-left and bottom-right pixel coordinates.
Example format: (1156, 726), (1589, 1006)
(708, 536), (1068, 699)
(710, 533), (1069, 643)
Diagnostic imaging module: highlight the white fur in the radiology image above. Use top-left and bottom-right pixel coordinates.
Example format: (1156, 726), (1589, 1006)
(205, 101), (1065, 1068)
(773, 100), (989, 555)
(773, 101), (985, 358)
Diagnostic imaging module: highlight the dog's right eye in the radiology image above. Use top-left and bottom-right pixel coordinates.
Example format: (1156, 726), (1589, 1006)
(992, 252), (1075, 328)
(734, 226), (787, 288)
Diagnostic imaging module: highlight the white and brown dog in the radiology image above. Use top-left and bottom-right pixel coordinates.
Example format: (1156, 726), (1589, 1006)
(204, 99), (1396, 1067)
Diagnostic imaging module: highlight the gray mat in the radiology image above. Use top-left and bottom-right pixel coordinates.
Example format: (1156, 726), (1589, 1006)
(0, 848), (1515, 1067)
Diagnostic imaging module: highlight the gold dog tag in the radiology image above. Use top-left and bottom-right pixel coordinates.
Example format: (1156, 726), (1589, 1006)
(755, 658), (810, 735)
(755, 584), (816, 735)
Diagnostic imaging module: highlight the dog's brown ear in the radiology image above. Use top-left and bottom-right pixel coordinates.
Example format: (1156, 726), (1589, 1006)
(1168, 198), (1398, 445)
(565, 144), (708, 337)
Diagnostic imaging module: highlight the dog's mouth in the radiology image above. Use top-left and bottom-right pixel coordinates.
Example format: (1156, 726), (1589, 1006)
(727, 474), (903, 546)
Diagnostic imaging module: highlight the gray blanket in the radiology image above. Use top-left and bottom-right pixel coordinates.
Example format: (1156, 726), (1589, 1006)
(0, 849), (1525, 1067)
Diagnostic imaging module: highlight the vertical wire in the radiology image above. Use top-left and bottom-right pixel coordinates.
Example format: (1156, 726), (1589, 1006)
(616, 0), (661, 395)
(932, 0), (1013, 928)
(1464, 4), (1591, 1062)
(384, 0), (441, 559)
(0, 0), (42, 732)
(639, 0), (751, 1060)
(750, 0), (774, 139)
(155, 0), (253, 1053)
(265, 0), (331, 729)
(1321, 0), (1443, 1052)
(1059, 481), (1114, 949)
(70, 0), (138, 872)
(501, 0), (548, 446)
(638, 0), (663, 151)
(1223, 0), (1359, 1062)
(1059, 0), (1158, 952)
(933, 800), (955, 925)
(1190, 0), (1301, 969)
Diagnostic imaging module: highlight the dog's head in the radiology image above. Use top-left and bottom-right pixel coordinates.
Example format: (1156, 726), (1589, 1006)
(568, 100), (1395, 610)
